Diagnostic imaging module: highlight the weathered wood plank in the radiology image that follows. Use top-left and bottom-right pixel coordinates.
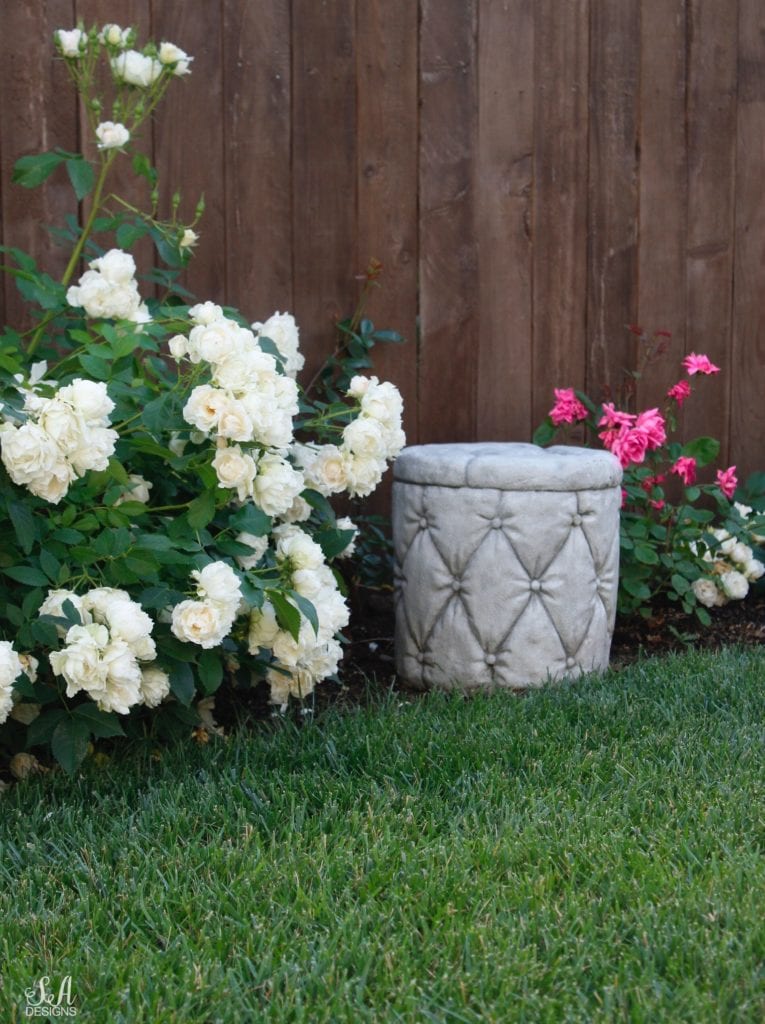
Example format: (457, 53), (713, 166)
(356, 0), (418, 443)
(418, 0), (478, 443)
(585, 0), (640, 409)
(731, 0), (765, 480)
(0, 0), (78, 331)
(291, 0), (357, 382)
(222, 0), (292, 322)
(476, 0), (534, 442)
(636, 0), (687, 419)
(683, 0), (738, 464)
(532, 0), (589, 427)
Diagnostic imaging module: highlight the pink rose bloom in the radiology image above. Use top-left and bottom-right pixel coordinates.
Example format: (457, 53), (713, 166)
(716, 465), (737, 499)
(649, 498), (665, 510)
(683, 353), (720, 376)
(671, 456), (697, 486)
(549, 387), (588, 426)
(667, 380), (691, 406)
(598, 403), (636, 450)
(609, 426), (649, 468)
(634, 408), (666, 450)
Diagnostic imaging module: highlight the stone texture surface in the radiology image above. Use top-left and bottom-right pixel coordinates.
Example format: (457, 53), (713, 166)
(393, 444), (623, 691)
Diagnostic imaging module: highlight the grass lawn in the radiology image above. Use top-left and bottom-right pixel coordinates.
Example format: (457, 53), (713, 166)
(2, 646), (765, 1022)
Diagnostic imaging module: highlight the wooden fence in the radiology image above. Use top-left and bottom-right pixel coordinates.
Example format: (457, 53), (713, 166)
(1, 1), (764, 476)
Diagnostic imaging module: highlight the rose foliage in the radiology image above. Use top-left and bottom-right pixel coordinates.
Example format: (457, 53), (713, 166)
(534, 328), (765, 621)
(0, 25), (405, 774)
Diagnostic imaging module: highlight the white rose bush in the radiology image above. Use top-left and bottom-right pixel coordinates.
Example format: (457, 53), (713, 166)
(0, 26), (405, 774)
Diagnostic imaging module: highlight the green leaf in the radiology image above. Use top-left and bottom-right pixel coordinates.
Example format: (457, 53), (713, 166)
(65, 157), (95, 201)
(633, 544), (660, 566)
(695, 605), (712, 627)
(39, 548), (61, 582)
(26, 708), (67, 748)
(2, 565), (50, 586)
(621, 577), (652, 600)
(671, 573), (690, 595)
(8, 501), (37, 554)
(139, 586), (186, 609)
(288, 590), (319, 636)
(532, 420), (557, 447)
(269, 590), (301, 642)
(168, 661), (195, 706)
(78, 354), (111, 380)
(230, 503), (272, 537)
(116, 221), (149, 249)
(318, 528), (356, 561)
(187, 490), (216, 529)
(72, 704), (125, 738)
(682, 436), (720, 468)
(51, 717), (91, 775)
(12, 151), (66, 189)
(197, 650), (224, 695)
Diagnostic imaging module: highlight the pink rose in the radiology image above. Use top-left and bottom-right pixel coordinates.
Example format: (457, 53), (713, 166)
(667, 380), (691, 406)
(634, 408), (666, 450)
(671, 456), (697, 486)
(608, 426), (649, 468)
(683, 353), (720, 376)
(549, 387), (588, 426)
(716, 465), (737, 499)
(597, 403), (636, 450)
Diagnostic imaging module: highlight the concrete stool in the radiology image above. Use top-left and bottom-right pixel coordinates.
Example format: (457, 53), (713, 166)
(393, 443), (622, 691)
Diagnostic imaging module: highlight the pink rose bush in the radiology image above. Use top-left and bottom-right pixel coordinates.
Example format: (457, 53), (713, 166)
(0, 27), (405, 774)
(536, 341), (764, 620)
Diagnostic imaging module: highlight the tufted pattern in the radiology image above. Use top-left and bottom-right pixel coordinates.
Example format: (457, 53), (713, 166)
(393, 445), (622, 691)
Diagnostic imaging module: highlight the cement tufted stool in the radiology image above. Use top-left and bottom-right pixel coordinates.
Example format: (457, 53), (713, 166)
(392, 443), (623, 691)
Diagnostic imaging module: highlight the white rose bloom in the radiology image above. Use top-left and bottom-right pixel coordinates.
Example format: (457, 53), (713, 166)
(56, 28), (86, 58)
(212, 445), (257, 500)
(192, 561), (243, 607)
(115, 473), (152, 506)
(278, 495), (312, 524)
(216, 396), (254, 442)
(69, 424), (118, 475)
(18, 653), (39, 684)
(1, 421), (60, 485)
(189, 320), (241, 365)
(730, 542), (753, 565)
(189, 301), (224, 325)
(0, 642), (23, 725)
(345, 453), (384, 498)
(168, 334), (188, 360)
(235, 532), (269, 570)
(111, 50), (163, 87)
(39, 590), (92, 633)
(306, 444), (350, 496)
(95, 121), (130, 150)
(252, 312), (304, 378)
(183, 385), (229, 435)
(90, 249), (137, 285)
(734, 502), (753, 518)
(744, 558), (765, 581)
(100, 640), (143, 714)
(158, 41), (193, 75)
(171, 599), (231, 649)
(360, 380), (404, 430)
(342, 416), (387, 459)
(29, 460), (74, 504)
(57, 379), (114, 422)
(252, 454), (305, 518)
(212, 348), (276, 391)
(276, 529), (324, 571)
(248, 601), (282, 653)
(139, 666), (171, 708)
(168, 432), (187, 457)
(49, 628), (109, 698)
(180, 228), (198, 249)
(99, 24), (130, 47)
(720, 570), (749, 601)
(347, 375), (375, 399)
(37, 399), (83, 455)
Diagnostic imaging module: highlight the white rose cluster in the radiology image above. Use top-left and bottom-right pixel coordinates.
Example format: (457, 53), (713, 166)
(179, 304), (304, 518)
(96, 121), (130, 150)
(66, 249), (150, 324)
(0, 378), (118, 504)
(0, 641), (24, 725)
(691, 510), (765, 608)
(296, 375), (405, 499)
(171, 562), (243, 649)
(44, 588), (167, 714)
(111, 49), (162, 87)
(247, 524), (350, 706)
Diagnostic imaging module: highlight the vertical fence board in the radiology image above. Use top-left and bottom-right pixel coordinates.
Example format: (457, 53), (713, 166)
(151, 2), (225, 305)
(291, 0), (357, 382)
(356, 0), (419, 446)
(586, 0), (640, 407)
(222, 0), (292, 322)
(476, 0), (534, 442)
(636, 0), (687, 414)
(731, 0), (765, 480)
(531, 0), (589, 426)
(0, 1), (77, 330)
(418, 0), (478, 443)
(683, 0), (738, 463)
